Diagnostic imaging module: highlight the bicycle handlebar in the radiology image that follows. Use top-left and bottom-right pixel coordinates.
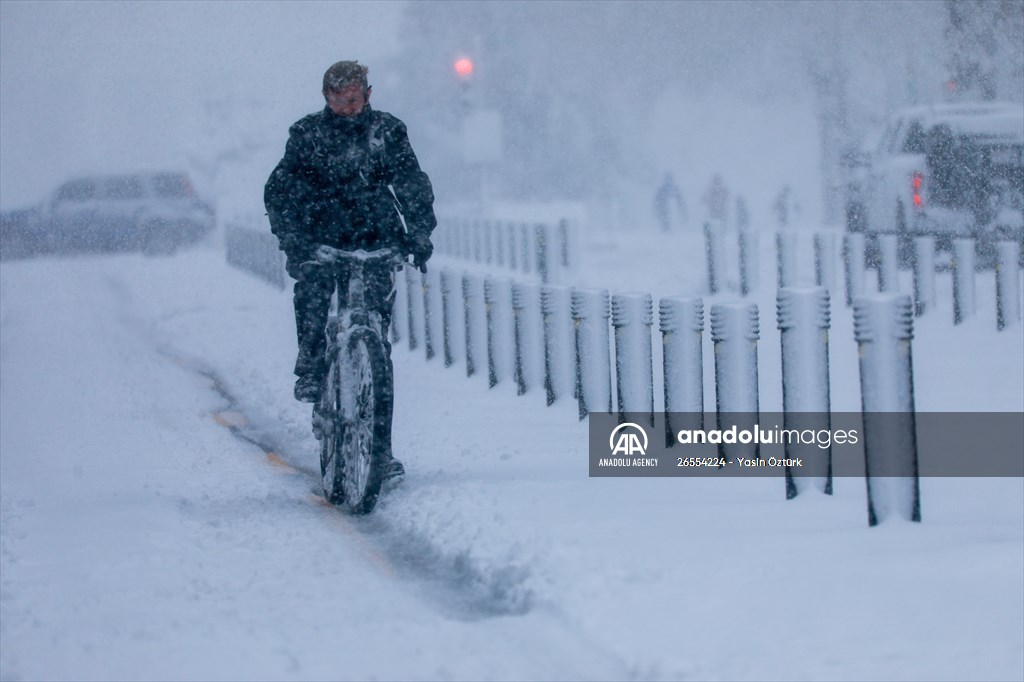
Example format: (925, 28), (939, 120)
(300, 245), (416, 272)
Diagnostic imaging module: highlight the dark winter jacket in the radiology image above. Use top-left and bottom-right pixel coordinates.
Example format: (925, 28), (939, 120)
(264, 105), (436, 266)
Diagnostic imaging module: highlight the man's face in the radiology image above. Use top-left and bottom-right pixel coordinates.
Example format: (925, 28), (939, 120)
(325, 83), (370, 117)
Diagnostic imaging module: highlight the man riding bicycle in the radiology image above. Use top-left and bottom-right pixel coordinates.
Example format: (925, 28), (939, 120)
(265, 60), (436, 478)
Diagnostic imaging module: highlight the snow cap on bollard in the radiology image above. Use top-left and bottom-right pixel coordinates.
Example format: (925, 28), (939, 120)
(611, 293), (654, 329)
(710, 301), (760, 342)
(853, 293), (914, 344)
(777, 286), (831, 331)
(659, 296), (704, 334)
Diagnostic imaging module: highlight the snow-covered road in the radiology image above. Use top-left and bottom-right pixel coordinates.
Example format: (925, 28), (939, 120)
(2, 247), (1022, 680)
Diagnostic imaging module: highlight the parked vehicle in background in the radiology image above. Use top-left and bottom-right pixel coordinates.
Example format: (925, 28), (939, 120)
(1, 171), (214, 260)
(844, 102), (1024, 265)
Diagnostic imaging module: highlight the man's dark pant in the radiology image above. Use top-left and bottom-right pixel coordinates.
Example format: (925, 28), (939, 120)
(293, 260), (397, 452)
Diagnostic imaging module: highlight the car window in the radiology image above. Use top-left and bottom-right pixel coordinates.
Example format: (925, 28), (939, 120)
(900, 119), (927, 154)
(55, 179), (97, 203)
(151, 173), (194, 198)
(103, 176), (145, 200)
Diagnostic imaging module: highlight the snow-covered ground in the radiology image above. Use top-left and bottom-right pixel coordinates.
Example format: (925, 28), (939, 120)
(2, 234), (1021, 680)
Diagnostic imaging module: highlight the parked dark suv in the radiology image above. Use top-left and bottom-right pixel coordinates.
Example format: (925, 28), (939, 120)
(2, 172), (214, 259)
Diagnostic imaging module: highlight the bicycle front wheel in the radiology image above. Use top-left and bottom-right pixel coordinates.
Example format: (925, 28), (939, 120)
(321, 329), (390, 514)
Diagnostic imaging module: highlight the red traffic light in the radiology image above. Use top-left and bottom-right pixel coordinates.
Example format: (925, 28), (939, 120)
(454, 57), (474, 79)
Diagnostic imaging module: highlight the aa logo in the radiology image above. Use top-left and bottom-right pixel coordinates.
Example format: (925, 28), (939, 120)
(609, 422), (648, 456)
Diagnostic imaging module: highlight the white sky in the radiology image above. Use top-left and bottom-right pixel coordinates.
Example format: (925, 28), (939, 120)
(0, 1), (403, 207)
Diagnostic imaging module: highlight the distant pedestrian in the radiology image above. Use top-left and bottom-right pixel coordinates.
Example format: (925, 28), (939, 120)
(654, 172), (687, 232)
(703, 174), (729, 227)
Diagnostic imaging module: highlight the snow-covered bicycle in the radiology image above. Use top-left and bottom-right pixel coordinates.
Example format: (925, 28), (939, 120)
(309, 245), (406, 514)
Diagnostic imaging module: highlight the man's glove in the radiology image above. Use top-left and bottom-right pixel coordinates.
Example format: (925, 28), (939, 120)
(406, 232), (433, 273)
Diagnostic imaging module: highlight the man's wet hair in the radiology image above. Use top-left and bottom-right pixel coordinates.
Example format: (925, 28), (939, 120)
(323, 60), (369, 94)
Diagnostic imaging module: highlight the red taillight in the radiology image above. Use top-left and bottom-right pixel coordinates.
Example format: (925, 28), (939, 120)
(912, 172), (924, 208)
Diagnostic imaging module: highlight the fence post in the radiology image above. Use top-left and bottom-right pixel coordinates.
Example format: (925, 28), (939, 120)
(995, 240), (1022, 331)
(404, 266), (421, 351)
(535, 223), (552, 284)
(611, 293), (655, 425)
(704, 223), (725, 294)
(483, 220), (494, 265)
(876, 234), (899, 292)
(495, 221), (506, 267)
(520, 223), (532, 274)
(572, 288), (612, 421)
(777, 286), (832, 498)
(541, 285), (574, 406)
(484, 278), (513, 388)
(739, 229), (759, 296)
(953, 237), (976, 325)
(710, 302), (760, 460)
(507, 222), (518, 272)
(462, 274), (484, 378)
(660, 296), (704, 446)
(843, 232), (866, 306)
(853, 294), (921, 526)
(512, 282), (542, 396)
(776, 231), (798, 290)
(814, 231), (836, 293)
(472, 219), (482, 262)
(422, 268), (438, 360)
(912, 236), (936, 317)
(439, 269), (458, 367)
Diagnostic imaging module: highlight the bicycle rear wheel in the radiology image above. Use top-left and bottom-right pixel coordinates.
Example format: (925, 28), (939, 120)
(319, 329), (390, 514)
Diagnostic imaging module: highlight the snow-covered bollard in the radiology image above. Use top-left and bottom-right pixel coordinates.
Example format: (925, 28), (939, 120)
(710, 302), (760, 459)
(439, 269), (458, 367)
(995, 240), (1022, 331)
(483, 220), (494, 265)
(912, 236), (936, 317)
(541, 285), (574, 406)
(519, 223), (532, 274)
(462, 219), (473, 261)
(484, 277), (513, 388)
(876, 234), (899, 292)
(814, 231), (836, 293)
(777, 286), (833, 498)
(512, 282), (542, 396)
(776, 231), (798, 290)
(571, 288), (612, 421)
(952, 237), (976, 325)
(462, 273), (484, 378)
(472, 219), (482, 263)
(535, 223), (553, 285)
(660, 296), (705, 445)
(557, 218), (573, 271)
(843, 232), (866, 306)
(505, 222), (518, 271)
(739, 229), (759, 296)
(421, 267), (439, 360)
(704, 223), (726, 294)
(495, 221), (506, 267)
(404, 265), (422, 351)
(611, 293), (655, 425)
(853, 294), (921, 526)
